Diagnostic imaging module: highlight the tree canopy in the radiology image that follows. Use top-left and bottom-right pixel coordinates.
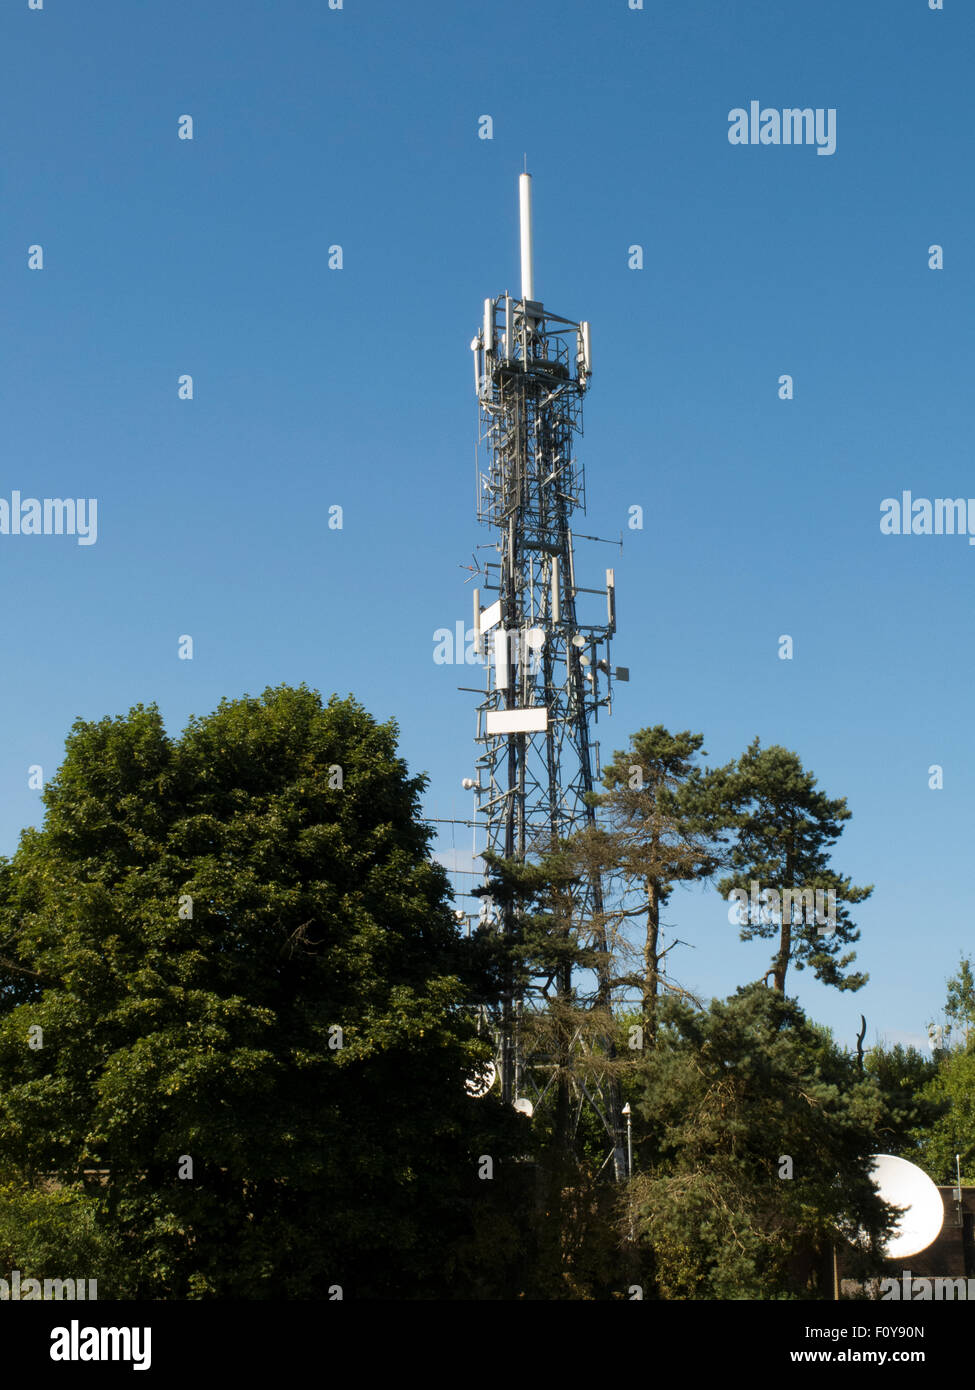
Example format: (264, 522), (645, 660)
(0, 684), (528, 1298)
(628, 985), (896, 1299)
(0, 690), (952, 1301)
(713, 739), (872, 993)
(913, 956), (975, 1184)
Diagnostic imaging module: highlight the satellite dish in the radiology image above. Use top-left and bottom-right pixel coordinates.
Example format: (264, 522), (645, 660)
(513, 1097), (533, 1117)
(465, 1059), (497, 1099)
(870, 1154), (944, 1258)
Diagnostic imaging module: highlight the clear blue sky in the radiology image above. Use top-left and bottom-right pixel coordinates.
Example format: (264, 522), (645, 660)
(2, 0), (971, 1053)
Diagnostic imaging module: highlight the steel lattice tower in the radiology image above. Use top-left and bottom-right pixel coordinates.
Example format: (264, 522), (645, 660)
(467, 173), (626, 1179)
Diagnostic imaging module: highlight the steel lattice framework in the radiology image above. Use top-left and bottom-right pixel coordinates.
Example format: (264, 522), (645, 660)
(465, 174), (626, 1178)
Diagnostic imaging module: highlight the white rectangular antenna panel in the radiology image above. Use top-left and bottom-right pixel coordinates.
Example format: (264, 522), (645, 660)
(480, 599), (502, 632)
(486, 708), (548, 735)
(493, 629), (510, 689)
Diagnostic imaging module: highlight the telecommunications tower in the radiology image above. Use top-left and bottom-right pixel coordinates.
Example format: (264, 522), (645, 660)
(466, 172), (627, 1179)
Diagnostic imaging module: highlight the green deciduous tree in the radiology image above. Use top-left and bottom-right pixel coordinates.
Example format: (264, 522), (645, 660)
(915, 1050), (975, 1185)
(943, 955), (975, 1049)
(914, 956), (975, 1184)
(0, 685), (528, 1299)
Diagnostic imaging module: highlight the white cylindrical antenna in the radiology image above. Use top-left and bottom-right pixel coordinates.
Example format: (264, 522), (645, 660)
(519, 173), (534, 302)
(504, 293), (512, 359)
(483, 298), (494, 353)
(606, 568), (616, 632)
(581, 321), (592, 375)
(551, 556), (560, 625)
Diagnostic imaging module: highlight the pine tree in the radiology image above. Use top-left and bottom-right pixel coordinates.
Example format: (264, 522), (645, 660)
(627, 985), (896, 1298)
(863, 1042), (943, 1157)
(716, 739), (872, 993)
(472, 847), (628, 1295)
(579, 726), (728, 1043)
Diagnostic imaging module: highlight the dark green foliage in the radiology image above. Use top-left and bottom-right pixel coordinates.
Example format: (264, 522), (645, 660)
(586, 727), (726, 1040)
(473, 847), (606, 1000)
(0, 1179), (127, 1291)
(0, 690), (924, 1299)
(627, 985), (896, 1299)
(714, 739), (872, 993)
(0, 685), (530, 1298)
(863, 1043), (943, 1158)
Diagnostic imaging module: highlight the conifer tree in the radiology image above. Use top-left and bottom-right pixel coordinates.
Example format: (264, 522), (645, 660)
(579, 726), (728, 1042)
(628, 985), (896, 1298)
(715, 739), (872, 993)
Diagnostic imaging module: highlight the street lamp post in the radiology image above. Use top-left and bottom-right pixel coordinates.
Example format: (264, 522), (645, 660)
(621, 1102), (634, 1242)
(622, 1102), (632, 1177)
